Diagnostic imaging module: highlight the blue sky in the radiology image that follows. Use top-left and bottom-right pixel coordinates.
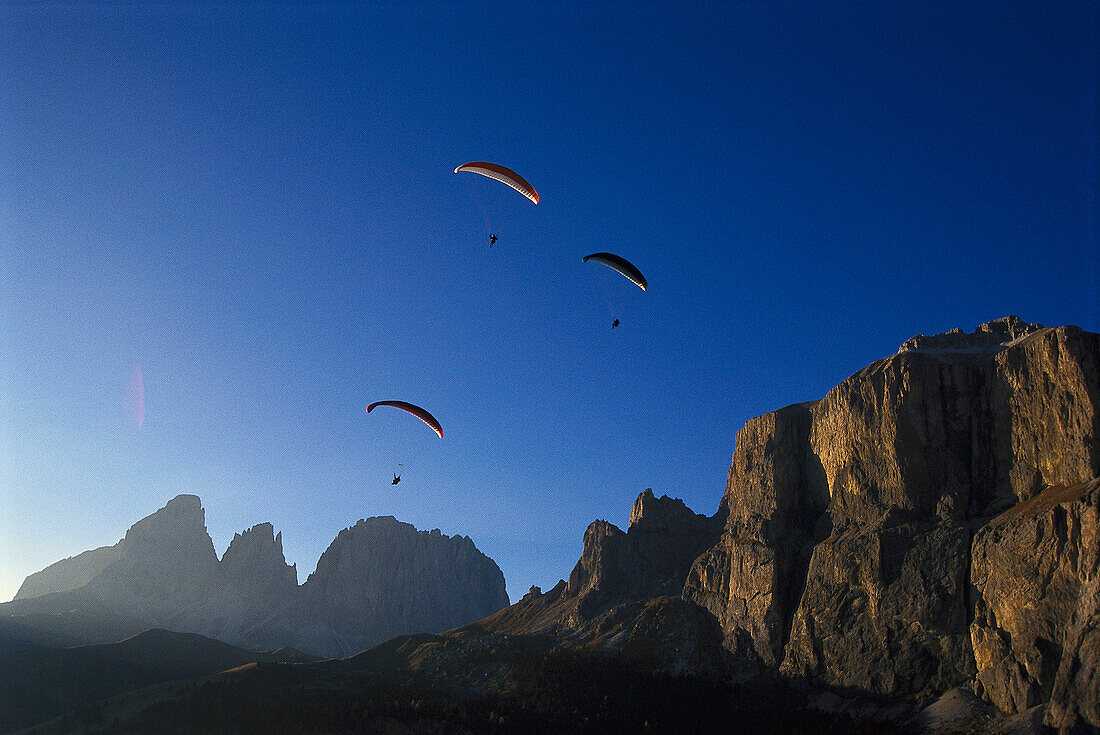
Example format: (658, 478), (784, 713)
(1, 2), (1096, 604)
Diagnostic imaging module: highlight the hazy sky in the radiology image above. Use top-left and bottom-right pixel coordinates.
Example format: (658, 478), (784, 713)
(1, 2), (1096, 604)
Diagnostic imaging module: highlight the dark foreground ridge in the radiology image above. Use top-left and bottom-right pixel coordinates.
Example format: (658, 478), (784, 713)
(18, 644), (914, 735)
(0, 629), (317, 733)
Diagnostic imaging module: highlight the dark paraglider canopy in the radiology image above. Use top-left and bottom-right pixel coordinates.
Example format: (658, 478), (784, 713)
(366, 401), (444, 438)
(582, 252), (648, 291)
(454, 162), (539, 205)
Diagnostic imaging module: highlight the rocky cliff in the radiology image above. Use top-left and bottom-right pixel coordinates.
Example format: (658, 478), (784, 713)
(3, 498), (510, 659)
(714, 318), (1097, 729)
(486, 317), (1099, 732)
(86, 495), (224, 624)
(477, 489), (729, 677)
(8, 316), (1096, 730)
(12, 496), (216, 606)
(279, 517), (510, 657)
(970, 478), (1100, 731)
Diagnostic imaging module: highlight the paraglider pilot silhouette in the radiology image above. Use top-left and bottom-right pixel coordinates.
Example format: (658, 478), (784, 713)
(455, 163), (536, 250)
(582, 253), (646, 330)
(366, 401), (443, 484)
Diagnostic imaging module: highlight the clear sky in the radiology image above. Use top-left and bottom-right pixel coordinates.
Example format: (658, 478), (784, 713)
(1, 2), (1096, 604)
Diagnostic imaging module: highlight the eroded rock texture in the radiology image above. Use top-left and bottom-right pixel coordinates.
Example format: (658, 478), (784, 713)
(685, 319), (1098, 727)
(490, 319), (1096, 728)
(684, 403), (828, 667)
(970, 479), (1100, 732)
(780, 517), (974, 696)
(478, 489), (725, 671)
(564, 489), (721, 622)
(8, 317), (1097, 729)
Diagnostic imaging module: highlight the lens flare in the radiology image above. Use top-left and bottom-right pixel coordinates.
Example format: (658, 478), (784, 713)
(126, 364), (145, 429)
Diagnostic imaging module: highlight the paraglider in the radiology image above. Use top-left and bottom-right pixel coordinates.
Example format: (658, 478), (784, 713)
(582, 253), (648, 291)
(583, 253), (647, 329)
(489, 233), (498, 246)
(366, 401), (444, 438)
(454, 162), (539, 205)
(392, 473), (401, 485)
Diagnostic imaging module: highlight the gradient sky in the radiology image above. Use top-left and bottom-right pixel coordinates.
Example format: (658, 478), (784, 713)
(1, 2), (1096, 604)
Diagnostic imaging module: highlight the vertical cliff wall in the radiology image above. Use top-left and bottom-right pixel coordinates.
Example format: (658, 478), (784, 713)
(683, 403), (828, 667)
(484, 318), (1097, 729)
(970, 478), (1100, 732)
(680, 318), (1098, 725)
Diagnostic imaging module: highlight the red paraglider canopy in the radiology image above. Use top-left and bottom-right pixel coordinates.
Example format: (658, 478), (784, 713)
(454, 162), (539, 205)
(366, 401), (444, 438)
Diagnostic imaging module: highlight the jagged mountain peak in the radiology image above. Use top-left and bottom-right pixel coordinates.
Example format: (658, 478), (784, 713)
(629, 488), (710, 534)
(221, 521), (297, 589)
(896, 315), (1045, 355)
(6, 498), (509, 660)
(224, 522), (285, 557)
(483, 319), (1097, 731)
(122, 494), (210, 546)
(11, 495), (212, 603)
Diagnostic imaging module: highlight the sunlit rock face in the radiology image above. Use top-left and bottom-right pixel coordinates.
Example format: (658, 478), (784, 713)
(811, 319), (1097, 524)
(484, 319), (1096, 727)
(285, 517), (510, 658)
(8, 316), (1098, 728)
(970, 478), (1100, 732)
(684, 403), (827, 668)
(896, 314), (1043, 354)
(779, 517), (975, 695)
(686, 318), (1098, 716)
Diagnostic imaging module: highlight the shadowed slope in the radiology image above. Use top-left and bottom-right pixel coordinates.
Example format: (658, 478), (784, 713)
(0, 628), (317, 732)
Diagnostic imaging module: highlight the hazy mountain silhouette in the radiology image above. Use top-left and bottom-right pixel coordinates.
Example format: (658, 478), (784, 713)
(2, 498), (509, 659)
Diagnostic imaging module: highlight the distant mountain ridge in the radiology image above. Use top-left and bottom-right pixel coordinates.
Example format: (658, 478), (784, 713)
(14, 543), (124, 602)
(3, 497), (509, 659)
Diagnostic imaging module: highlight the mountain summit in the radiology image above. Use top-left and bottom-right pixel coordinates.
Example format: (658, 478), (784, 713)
(472, 318), (1098, 732)
(4, 500), (509, 658)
